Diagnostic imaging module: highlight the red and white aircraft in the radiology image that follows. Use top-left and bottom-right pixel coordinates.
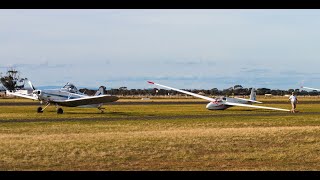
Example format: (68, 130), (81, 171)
(148, 81), (290, 112)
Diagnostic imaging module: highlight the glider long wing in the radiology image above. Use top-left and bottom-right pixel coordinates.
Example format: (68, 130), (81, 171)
(232, 97), (263, 103)
(148, 81), (216, 102)
(224, 102), (290, 112)
(52, 95), (119, 107)
(301, 86), (320, 91)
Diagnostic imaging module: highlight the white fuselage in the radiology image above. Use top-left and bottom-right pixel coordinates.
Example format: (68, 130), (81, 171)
(205, 97), (252, 110)
(34, 89), (101, 108)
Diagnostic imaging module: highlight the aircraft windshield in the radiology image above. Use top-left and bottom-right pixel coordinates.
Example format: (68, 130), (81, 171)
(62, 83), (79, 93)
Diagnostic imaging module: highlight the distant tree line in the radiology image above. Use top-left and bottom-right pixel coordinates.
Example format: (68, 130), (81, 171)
(79, 85), (320, 97)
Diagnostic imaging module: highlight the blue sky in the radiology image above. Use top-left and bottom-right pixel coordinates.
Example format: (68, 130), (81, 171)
(1, 9), (320, 90)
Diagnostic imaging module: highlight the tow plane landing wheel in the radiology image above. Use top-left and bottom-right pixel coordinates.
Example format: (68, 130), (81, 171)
(98, 107), (105, 113)
(57, 108), (64, 114)
(37, 107), (43, 113)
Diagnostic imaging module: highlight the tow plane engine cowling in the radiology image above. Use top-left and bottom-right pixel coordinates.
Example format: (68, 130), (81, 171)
(32, 90), (42, 100)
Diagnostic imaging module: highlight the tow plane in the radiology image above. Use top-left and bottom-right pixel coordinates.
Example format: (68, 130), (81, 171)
(6, 80), (119, 114)
(147, 81), (290, 112)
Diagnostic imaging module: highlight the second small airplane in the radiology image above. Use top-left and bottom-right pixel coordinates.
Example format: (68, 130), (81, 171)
(148, 81), (290, 112)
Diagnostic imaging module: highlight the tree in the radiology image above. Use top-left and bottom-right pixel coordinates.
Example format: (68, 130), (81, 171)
(210, 88), (219, 95)
(234, 84), (243, 90)
(222, 88), (233, 97)
(288, 89), (294, 94)
(119, 87), (128, 96)
(0, 68), (26, 91)
(257, 88), (271, 95)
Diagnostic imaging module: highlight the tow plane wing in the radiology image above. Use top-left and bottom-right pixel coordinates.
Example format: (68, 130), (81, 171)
(6, 91), (39, 100)
(52, 95), (119, 107)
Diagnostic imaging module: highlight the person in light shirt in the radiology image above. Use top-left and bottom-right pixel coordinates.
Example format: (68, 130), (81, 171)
(289, 92), (298, 113)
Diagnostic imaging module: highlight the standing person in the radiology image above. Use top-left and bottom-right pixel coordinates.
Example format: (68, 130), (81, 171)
(289, 92), (298, 113)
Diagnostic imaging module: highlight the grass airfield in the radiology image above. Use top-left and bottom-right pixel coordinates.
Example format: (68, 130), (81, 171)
(0, 96), (320, 170)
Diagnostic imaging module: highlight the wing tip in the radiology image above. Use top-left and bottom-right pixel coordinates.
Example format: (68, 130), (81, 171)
(147, 81), (154, 84)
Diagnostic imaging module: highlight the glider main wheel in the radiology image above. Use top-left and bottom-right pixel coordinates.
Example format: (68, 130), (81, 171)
(57, 108), (64, 114)
(37, 107), (43, 113)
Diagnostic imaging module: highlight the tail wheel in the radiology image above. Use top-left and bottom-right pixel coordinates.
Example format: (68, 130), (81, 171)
(37, 107), (43, 113)
(57, 108), (64, 114)
(98, 107), (105, 113)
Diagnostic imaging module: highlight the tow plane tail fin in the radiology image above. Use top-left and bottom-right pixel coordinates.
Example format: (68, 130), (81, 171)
(94, 86), (106, 96)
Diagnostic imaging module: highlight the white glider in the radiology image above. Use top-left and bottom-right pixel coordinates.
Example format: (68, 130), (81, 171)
(148, 81), (290, 112)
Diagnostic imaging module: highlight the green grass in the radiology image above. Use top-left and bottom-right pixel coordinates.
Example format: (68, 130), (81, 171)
(0, 98), (320, 170)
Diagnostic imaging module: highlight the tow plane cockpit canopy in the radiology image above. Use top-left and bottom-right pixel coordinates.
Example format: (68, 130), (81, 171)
(61, 82), (80, 94)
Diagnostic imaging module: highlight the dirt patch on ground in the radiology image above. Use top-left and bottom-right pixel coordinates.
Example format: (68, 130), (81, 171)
(2, 101), (320, 106)
(1, 111), (318, 123)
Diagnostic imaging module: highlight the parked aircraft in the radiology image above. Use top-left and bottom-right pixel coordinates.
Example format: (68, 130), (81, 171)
(6, 80), (119, 114)
(147, 81), (290, 112)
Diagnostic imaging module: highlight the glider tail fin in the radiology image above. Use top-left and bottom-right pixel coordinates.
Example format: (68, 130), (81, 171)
(250, 88), (257, 101)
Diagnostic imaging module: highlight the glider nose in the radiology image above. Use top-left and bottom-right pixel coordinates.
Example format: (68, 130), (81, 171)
(206, 102), (215, 110)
